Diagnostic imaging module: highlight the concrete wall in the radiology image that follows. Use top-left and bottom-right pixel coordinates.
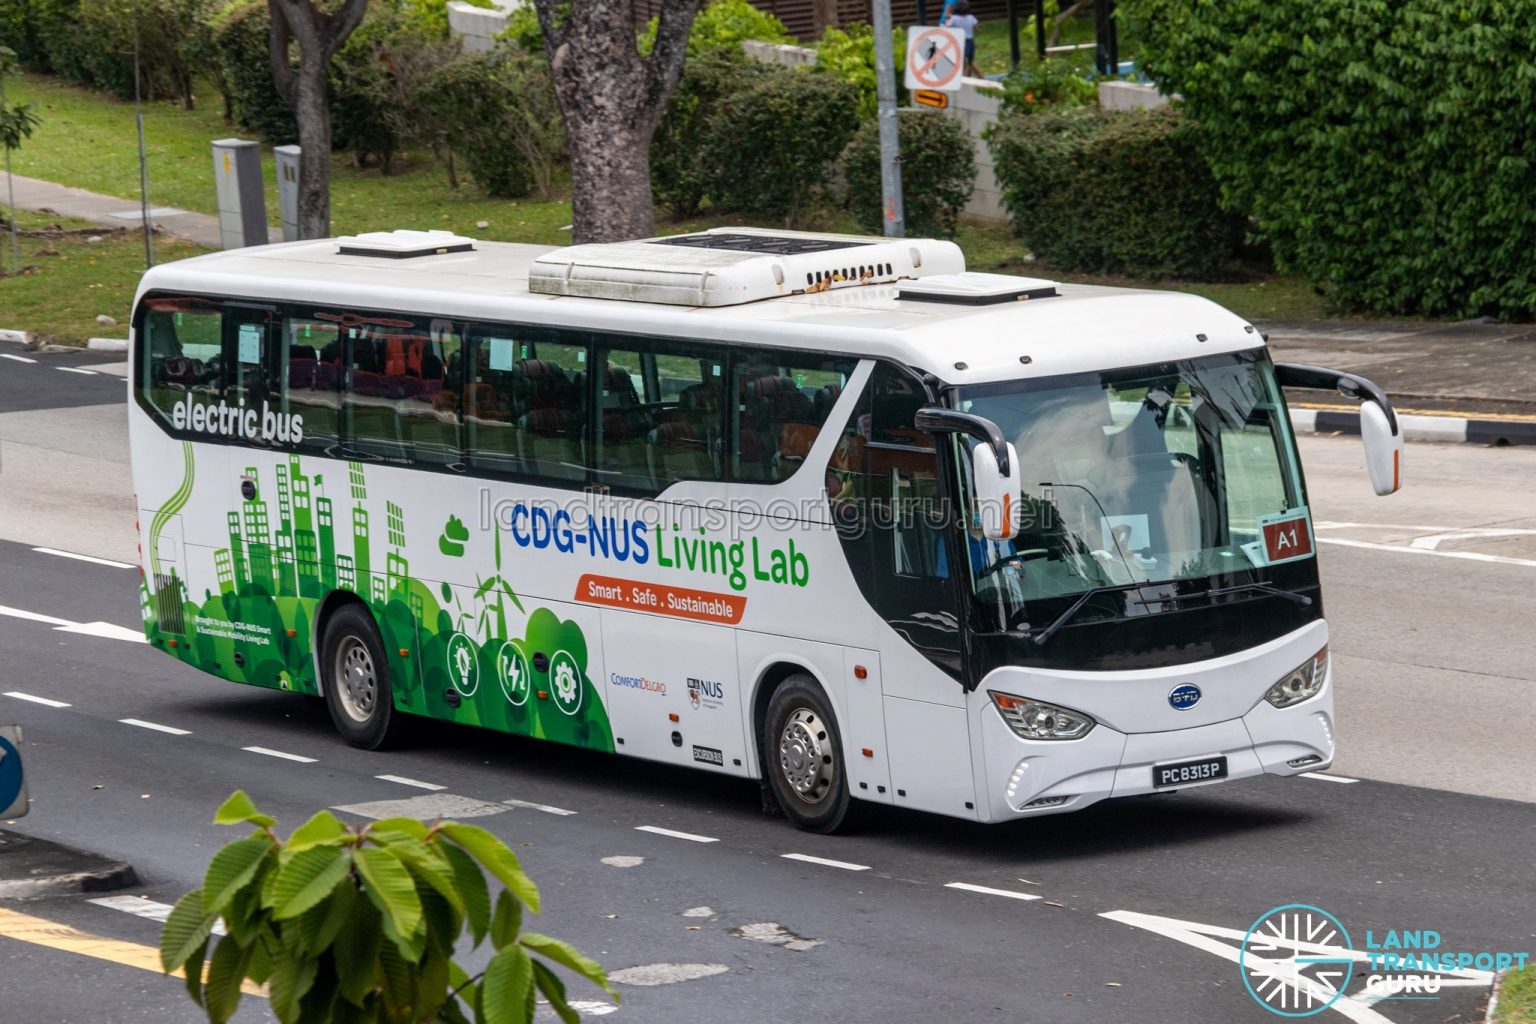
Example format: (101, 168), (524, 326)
(1098, 80), (1168, 111)
(446, 0), (519, 54)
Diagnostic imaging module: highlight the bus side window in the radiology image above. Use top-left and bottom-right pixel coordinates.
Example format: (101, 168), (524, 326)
(596, 339), (725, 493)
(730, 356), (851, 484)
(280, 312), (342, 451)
(463, 326), (588, 484)
(866, 363), (946, 579)
(398, 319), (461, 465)
(136, 298), (223, 429)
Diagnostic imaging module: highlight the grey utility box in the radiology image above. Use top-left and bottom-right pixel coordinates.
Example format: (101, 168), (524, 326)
(211, 138), (267, 249)
(274, 145), (301, 242)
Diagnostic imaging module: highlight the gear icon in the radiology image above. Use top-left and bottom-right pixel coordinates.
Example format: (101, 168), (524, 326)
(551, 656), (581, 715)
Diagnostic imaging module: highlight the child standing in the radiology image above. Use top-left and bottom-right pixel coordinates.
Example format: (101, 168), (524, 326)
(945, 0), (981, 78)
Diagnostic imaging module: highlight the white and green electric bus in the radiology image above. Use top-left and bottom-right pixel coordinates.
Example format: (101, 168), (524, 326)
(128, 227), (1403, 832)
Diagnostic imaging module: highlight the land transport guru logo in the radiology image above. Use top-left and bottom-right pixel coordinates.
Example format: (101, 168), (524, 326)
(1240, 903), (1529, 1016)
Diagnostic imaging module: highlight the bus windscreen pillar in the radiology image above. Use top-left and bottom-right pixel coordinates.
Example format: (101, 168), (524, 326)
(274, 145), (301, 242)
(211, 138), (267, 249)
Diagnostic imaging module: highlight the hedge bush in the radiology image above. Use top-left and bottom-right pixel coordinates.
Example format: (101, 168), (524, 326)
(842, 109), (974, 238)
(989, 107), (1244, 280)
(651, 53), (770, 218)
(1122, 0), (1536, 318)
(418, 50), (534, 198)
(639, 0), (791, 59)
(207, 0), (296, 142)
(705, 69), (860, 224)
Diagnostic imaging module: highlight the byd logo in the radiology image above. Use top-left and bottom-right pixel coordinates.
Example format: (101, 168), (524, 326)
(1167, 684), (1202, 710)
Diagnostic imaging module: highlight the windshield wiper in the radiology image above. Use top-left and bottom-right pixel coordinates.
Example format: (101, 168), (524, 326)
(1030, 581), (1146, 647)
(1196, 581), (1313, 607)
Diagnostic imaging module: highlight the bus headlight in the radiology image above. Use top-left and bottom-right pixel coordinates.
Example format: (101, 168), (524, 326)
(1264, 647), (1329, 708)
(989, 691), (1095, 740)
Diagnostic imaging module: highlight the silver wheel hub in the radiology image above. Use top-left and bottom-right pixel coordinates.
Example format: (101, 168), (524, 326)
(779, 708), (834, 804)
(334, 637), (376, 723)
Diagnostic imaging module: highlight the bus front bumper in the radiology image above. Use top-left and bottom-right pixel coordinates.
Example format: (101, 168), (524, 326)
(976, 675), (1336, 820)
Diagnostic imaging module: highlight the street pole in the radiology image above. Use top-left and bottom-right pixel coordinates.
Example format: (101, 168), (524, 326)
(1, 68), (17, 275)
(133, 3), (154, 268)
(871, 0), (904, 238)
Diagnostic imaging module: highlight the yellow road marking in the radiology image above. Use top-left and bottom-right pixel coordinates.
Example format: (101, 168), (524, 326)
(0, 906), (266, 996)
(1294, 401), (1536, 422)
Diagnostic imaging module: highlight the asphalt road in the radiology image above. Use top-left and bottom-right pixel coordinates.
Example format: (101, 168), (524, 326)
(1, 346), (1532, 1024)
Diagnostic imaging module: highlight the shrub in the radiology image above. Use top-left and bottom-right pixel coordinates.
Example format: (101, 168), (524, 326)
(812, 22), (905, 121)
(639, 0), (791, 59)
(1122, 0), (1536, 318)
(706, 68), (861, 224)
(401, 0), (491, 39)
(208, 0), (297, 142)
(842, 109), (974, 237)
(988, 107), (1244, 279)
(418, 46), (564, 199)
(651, 52), (770, 218)
(159, 791), (616, 1024)
(991, 55), (1097, 117)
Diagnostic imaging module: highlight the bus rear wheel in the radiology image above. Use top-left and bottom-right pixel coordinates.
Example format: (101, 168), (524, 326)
(320, 603), (400, 750)
(764, 675), (855, 834)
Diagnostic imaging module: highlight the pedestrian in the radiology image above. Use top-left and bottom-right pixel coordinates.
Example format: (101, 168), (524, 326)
(945, 0), (981, 78)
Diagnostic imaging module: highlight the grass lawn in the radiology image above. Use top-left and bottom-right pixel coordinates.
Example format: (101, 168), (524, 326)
(1497, 966), (1536, 1024)
(0, 211), (210, 344)
(7, 63), (1329, 340)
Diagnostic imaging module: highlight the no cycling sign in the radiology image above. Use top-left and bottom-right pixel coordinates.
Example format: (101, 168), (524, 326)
(905, 26), (966, 92)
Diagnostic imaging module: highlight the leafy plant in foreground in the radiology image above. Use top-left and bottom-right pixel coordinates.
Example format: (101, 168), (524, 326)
(160, 790), (616, 1023)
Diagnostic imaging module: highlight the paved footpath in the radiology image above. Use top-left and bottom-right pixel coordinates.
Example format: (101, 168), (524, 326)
(6, 172), (280, 248)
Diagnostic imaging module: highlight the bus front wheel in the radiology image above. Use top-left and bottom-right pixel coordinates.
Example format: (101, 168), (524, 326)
(764, 675), (855, 834)
(320, 603), (400, 750)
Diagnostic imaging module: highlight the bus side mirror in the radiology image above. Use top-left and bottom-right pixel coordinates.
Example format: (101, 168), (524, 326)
(913, 406), (1022, 540)
(971, 439), (1022, 540)
(1360, 399), (1403, 496)
(1275, 362), (1403, 496)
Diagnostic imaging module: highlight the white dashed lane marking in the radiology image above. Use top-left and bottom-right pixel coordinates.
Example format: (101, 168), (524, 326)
(635, 825), (718, 844)
(242, 746), (317, 764)
(4, 691), (71, 708)
(31, 547), (135, 570)
(0, 603), (145, 643)
(119, 719), (190, 736)
(503, 798), (576, 816)
(944, 882), (1043, 902)
(0, 353), (37, 364)
(89, 896), (226, 936)
(375, 774), (446, 791)
(1301, 772), (1360, 784)
(55, 366), (98, 375)
(781, 852), (871, 872)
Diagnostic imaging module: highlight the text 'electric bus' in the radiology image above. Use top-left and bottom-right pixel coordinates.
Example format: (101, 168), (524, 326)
(128, 227), (1403, 832)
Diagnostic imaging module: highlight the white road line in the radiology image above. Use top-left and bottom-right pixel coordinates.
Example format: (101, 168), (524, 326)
(89, 896), (227, 936)
(504, 798), (577, 816)
(243, 746), (317, 763)
(944, 882), (1043, 901)
(0, 603), (145, 643)
(1317, 536), (1536, 570)
(119, 718), (191, 736)
(781, 852), (871, 872)
(0, 352), (37, 364)
(56, 366), (98, 375)
(375, 774), (446, 791)
(4, 691), (71, 708)
(31, 547), (136, 569)
(635, 825), (719, 844)
(0, 605), (73, 627)
(1301, 772), (1360, 784)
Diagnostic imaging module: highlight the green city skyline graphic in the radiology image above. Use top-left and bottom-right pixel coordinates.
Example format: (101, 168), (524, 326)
(141, 454), (614, 753)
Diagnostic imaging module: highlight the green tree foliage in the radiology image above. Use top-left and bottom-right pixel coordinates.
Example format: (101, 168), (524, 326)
(639, 0), (790, 58)
(812, 23), (905, 121)
(704, 69), (860, 224)
(842, 109), (974, 237)
(651, 52), (769, 218)
(988, 107), (1244, 279)
(1122, 0), (1536, 317)
(160, 791), (617, 1024)
(206, 0), (297, 141)
(400, 0), (492, 39)
(0, 46), (43, 153)
(418, 44), (564, 199)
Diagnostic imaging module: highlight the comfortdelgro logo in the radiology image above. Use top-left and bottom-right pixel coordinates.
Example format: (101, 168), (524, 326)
(1240, 903), (1531, 1016)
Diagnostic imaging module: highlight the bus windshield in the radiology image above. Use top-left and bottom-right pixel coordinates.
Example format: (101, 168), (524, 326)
(953, 350), (1308, 619)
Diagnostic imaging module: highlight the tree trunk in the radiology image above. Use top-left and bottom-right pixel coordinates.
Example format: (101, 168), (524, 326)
(534, 0), (700, 244)
(813, 0), (839, 37)
(293, 61), (332, 239)
(268, 0), (368, 240)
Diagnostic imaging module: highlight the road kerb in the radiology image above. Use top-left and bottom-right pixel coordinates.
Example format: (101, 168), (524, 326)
(0, 829), (139, 898)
